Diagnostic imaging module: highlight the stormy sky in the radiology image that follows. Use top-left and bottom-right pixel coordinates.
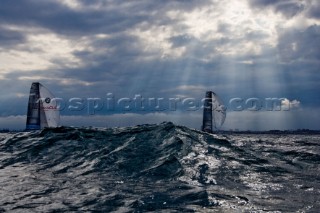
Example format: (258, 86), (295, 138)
(0, 0), (320, 130)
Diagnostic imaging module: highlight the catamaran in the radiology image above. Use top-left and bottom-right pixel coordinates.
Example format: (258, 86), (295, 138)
(26, 82), (60, 130)
(201, 91), (226, 133)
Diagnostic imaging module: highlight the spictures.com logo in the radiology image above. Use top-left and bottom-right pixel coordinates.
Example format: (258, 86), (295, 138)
(37, 94), (298, 115)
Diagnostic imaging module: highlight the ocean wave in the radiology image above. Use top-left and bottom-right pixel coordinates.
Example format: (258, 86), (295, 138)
(0, 122), (319, 212)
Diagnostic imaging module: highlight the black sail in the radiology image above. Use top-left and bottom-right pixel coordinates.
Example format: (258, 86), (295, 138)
(202, 91), (213, 133)
(201, 91), (226, 133)
(26, 82), (41, 130)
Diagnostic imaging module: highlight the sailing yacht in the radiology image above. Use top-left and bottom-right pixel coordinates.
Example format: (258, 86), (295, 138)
(26, 82), (60, 130)
(201, 91), (226, 133)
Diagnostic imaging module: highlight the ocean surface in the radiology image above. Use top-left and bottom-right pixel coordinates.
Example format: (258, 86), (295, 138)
(0, 122), (319, 212)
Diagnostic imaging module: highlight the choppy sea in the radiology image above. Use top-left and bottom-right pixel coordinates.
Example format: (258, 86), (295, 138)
(0, 122), (319, 212)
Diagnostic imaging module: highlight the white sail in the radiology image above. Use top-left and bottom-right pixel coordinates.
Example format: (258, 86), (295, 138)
(212, 92), (226, 129)
(39, 84), (60, 128)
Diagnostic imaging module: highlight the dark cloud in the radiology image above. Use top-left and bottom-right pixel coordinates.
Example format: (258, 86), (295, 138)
(170, 35), (194, 48)
(277, 25), (320, 63)
(249, 0), (305, 18)
(0, 0), (211, 37)
(0, 28), (26, 46)
(249, 0), (278, 6)
(0, 0), (147, 36)
(307, 1), (320, 19)
(275, 2), (304, 17)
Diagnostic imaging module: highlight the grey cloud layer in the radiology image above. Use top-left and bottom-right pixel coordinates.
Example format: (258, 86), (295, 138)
(249, 0), (305, 18)
(0, 0), (320, 130)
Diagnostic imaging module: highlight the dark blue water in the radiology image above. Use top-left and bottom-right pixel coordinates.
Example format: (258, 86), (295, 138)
(0, 122), (319, 212)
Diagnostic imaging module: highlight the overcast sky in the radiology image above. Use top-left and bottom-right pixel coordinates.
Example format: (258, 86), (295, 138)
(1, 0), (320, 130)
